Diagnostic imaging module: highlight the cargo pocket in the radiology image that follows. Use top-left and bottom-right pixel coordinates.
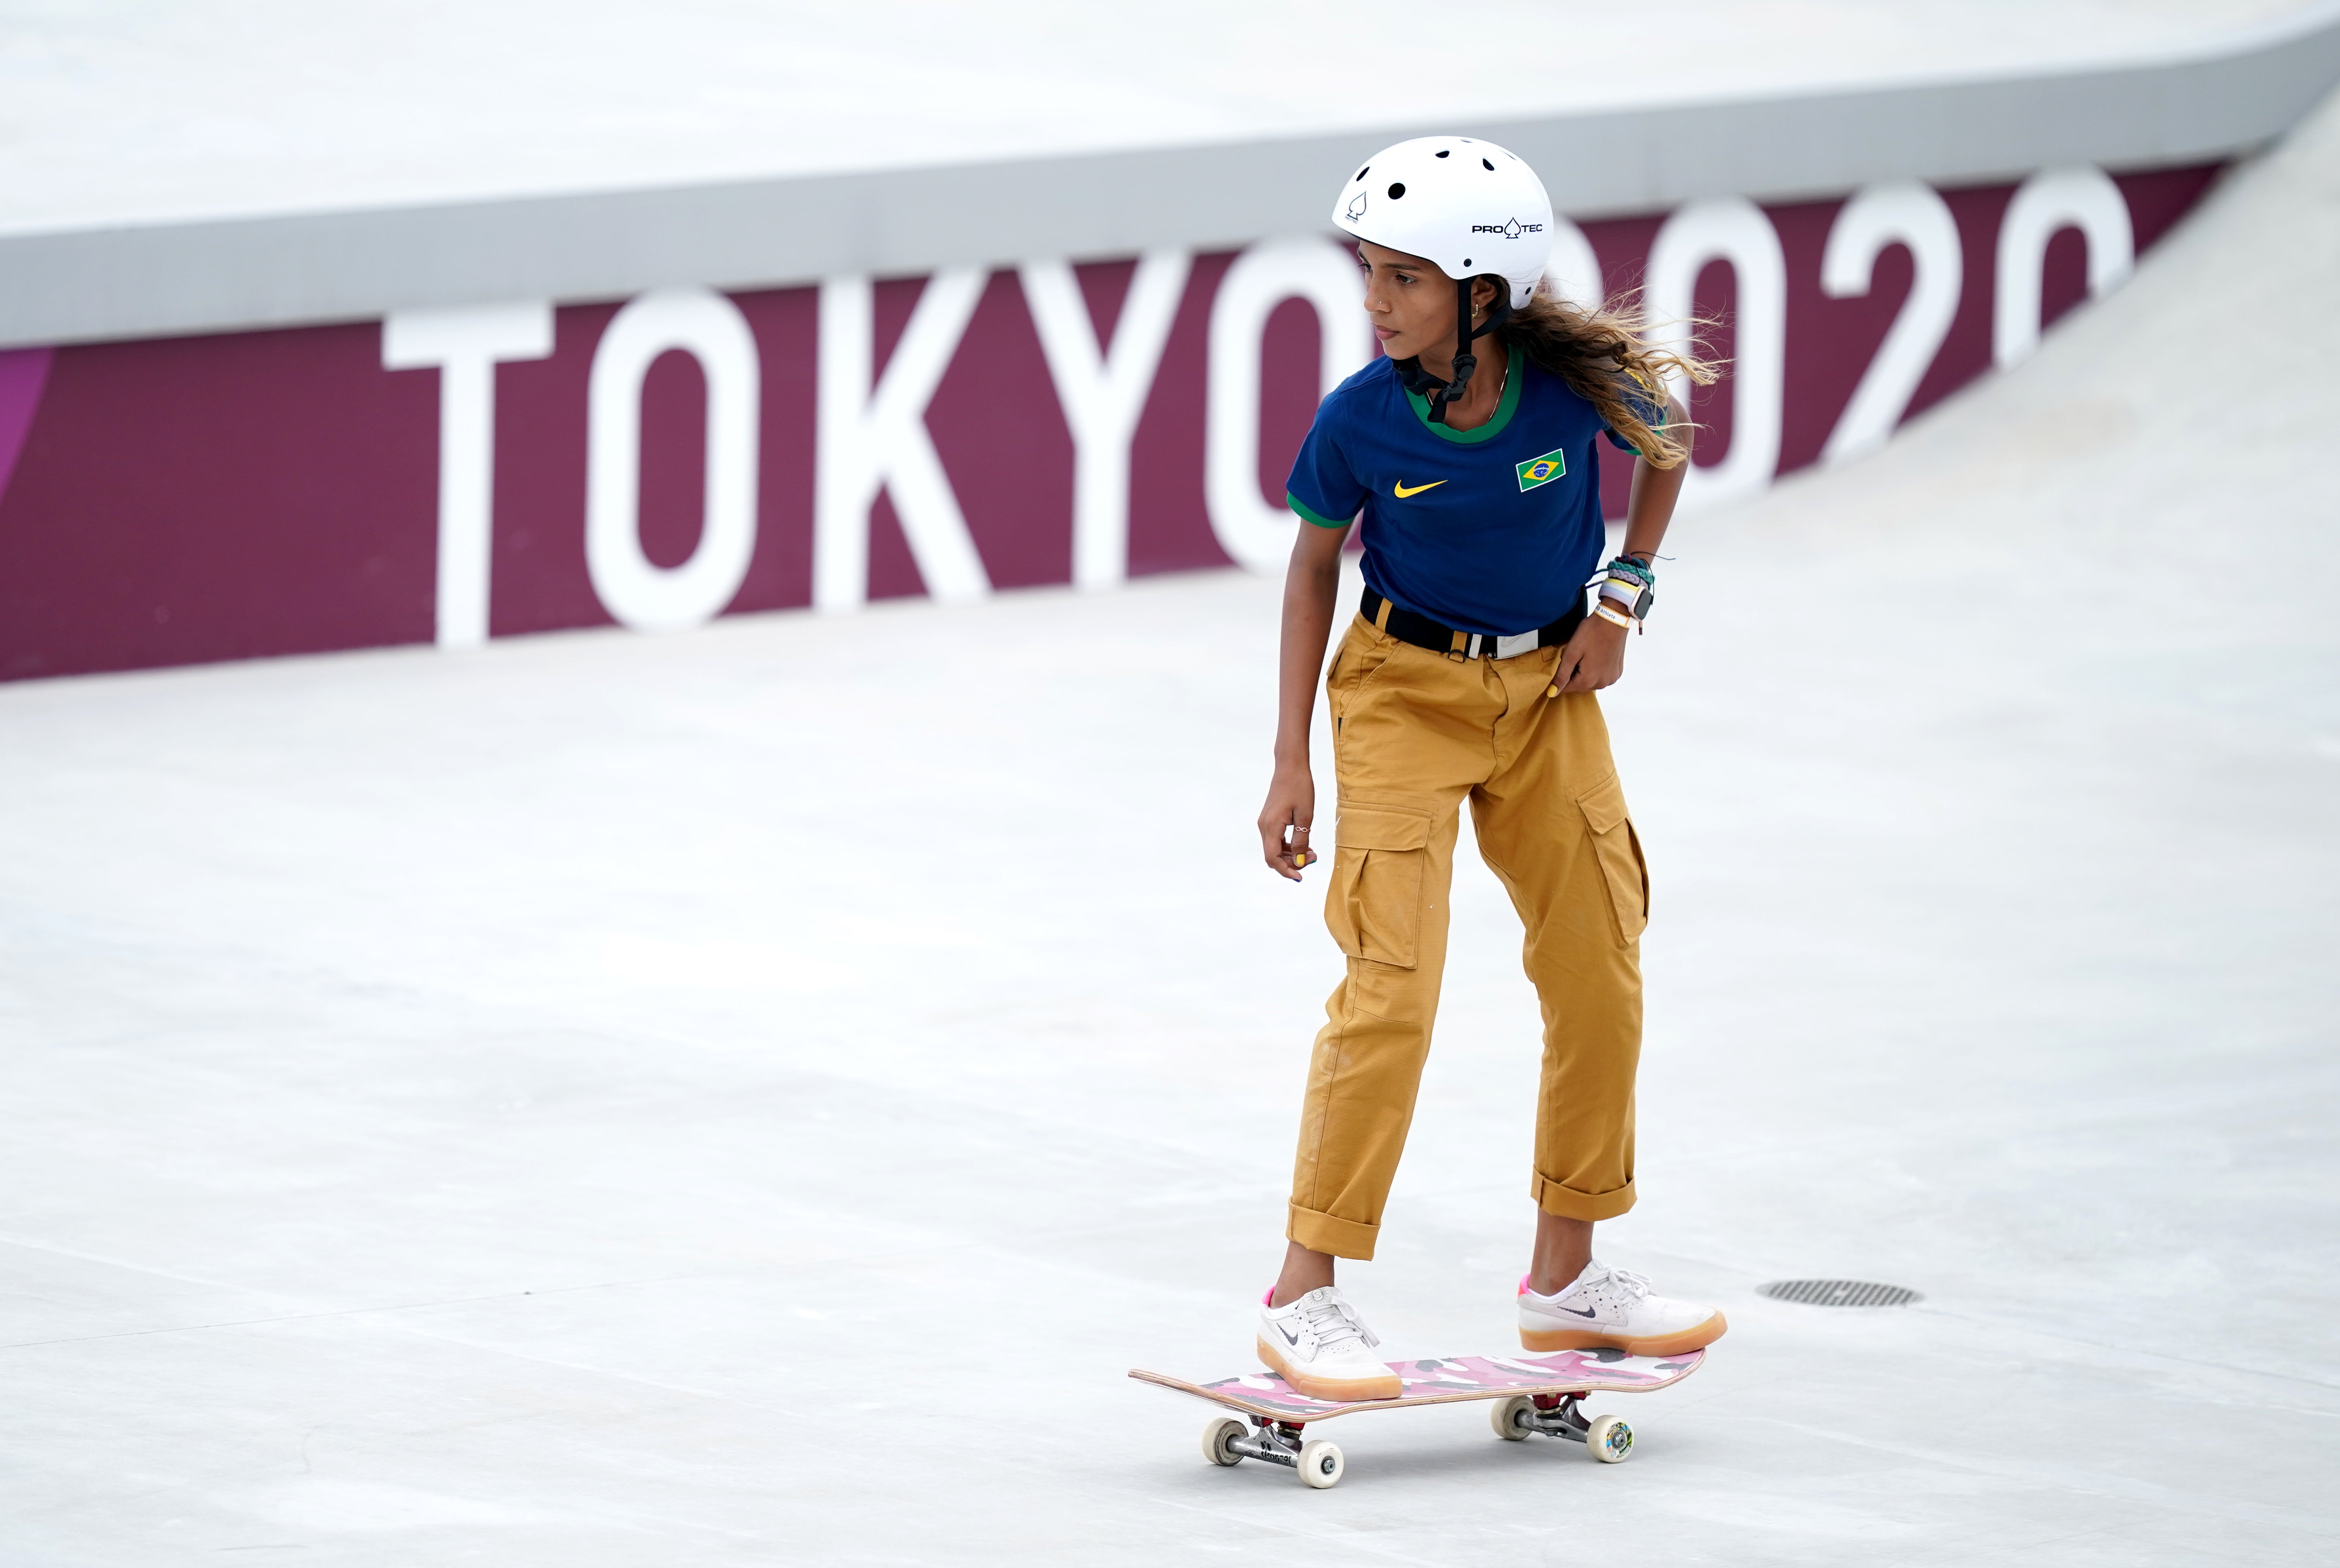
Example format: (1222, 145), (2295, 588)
(1324, 804), (1432, 969)
(1326, 629), (1394, 726)
(1576, 773), (1649, 945)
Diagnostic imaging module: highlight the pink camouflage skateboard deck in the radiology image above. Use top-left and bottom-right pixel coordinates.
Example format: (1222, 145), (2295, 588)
(1130, 1346), (1704, 1487)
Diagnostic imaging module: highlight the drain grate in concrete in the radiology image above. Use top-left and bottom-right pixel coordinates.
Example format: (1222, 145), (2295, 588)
(1758, 1279), (1921, 1308)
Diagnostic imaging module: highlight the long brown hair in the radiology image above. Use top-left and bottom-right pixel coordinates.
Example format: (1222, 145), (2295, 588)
(1493, 285), (1718, 469)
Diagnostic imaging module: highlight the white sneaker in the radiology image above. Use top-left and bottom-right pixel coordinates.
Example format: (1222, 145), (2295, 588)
(1257, 1285), (1402, 1401)
(1517, 1261), (1728, 1356)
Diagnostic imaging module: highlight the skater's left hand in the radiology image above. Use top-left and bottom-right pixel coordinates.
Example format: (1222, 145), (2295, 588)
(1553, 614), (1628, 694)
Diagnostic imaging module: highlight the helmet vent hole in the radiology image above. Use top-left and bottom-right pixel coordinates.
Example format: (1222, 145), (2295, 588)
(1463, 258), (1472, 267)
(1482, 158), (1495, 171)
(1356, 166), (1369, 181)
(1435, 149), (1450, 158)
(1387, 182), (1405, 199)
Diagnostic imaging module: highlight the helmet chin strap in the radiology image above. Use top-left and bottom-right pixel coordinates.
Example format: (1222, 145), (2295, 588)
(1398, 278), (1511, 425)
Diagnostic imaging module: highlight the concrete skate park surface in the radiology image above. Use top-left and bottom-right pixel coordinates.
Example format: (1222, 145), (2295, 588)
(4, 86), (2340, 1568)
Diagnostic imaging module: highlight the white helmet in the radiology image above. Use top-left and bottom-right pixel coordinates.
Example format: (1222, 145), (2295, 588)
(1330, 135), (1554, 422)
(1330, 136), (1554, 309)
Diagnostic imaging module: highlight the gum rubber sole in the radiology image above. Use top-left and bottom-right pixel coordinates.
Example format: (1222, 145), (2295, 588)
(1255, 1336), (1403, 1402)
(1517, 1310), (1728, 1359)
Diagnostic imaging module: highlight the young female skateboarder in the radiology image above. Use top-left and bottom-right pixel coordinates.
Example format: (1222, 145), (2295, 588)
(1254, 138), (1728, 1401)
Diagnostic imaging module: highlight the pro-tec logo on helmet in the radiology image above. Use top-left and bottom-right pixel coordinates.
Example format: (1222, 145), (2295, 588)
(1470, 219), (1543, 237)
(1347, 192), (1368, 221)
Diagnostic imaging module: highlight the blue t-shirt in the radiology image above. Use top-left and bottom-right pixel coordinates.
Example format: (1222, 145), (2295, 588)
(1284, 345), (1648, 637)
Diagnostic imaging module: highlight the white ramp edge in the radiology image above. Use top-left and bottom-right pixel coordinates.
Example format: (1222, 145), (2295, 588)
(5, 4), (2340, 348)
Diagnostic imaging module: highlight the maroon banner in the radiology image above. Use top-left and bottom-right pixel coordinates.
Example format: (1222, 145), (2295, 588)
(0, 165), (2218, 682)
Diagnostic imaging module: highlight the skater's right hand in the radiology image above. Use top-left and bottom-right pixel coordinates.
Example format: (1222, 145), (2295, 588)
(1259, 763), (1317, 882)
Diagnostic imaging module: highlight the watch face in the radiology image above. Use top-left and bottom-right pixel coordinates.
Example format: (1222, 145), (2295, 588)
(1633, 586), (1654, 618)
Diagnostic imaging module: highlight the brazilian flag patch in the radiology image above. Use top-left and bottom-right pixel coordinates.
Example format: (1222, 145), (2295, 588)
(1515, 449), (1567, 491)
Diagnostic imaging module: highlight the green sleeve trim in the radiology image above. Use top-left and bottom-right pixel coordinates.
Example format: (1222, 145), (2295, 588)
(1285, 493), (1352, 529)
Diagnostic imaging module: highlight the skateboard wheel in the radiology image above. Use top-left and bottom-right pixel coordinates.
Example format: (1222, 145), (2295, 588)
(1490, 1396), (1534, 1441)
(1585, 1414), (1633, 1463)
(1201, 1416), (1246, 1467)
(1297, 1438), (1345, 1489)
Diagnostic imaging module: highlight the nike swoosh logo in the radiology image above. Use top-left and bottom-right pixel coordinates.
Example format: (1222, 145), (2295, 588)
(1392, 480), (1446, 498)
(1552, 1304), (1598, 1318)
(1274, 1319), (1303, 1346)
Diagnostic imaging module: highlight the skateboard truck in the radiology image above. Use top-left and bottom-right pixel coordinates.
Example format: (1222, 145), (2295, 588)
(1230, 1418), (1305, 1467)
(1493, 1391), (1634, 1460)
(1203, 1416), (1346, 1488)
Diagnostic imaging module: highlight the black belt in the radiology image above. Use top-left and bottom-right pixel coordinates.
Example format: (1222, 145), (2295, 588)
(1360, 587), (1585, 660)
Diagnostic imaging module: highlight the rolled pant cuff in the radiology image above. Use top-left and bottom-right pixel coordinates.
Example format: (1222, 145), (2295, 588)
(1288, 1202), (1381, 1261)
(1532, 1173), (1636, 1222)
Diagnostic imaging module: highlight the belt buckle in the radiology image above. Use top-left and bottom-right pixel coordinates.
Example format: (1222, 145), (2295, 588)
(1494, 631), (1539, 660)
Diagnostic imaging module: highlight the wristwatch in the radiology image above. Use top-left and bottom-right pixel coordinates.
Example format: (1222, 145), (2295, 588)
(1599, 577), (1654, 620)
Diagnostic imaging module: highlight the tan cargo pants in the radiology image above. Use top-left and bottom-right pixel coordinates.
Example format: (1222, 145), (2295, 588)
(1287, 612), (1649, 1260)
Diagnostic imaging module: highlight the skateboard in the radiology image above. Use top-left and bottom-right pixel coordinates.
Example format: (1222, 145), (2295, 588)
(1129, 1346), (1703, 1488)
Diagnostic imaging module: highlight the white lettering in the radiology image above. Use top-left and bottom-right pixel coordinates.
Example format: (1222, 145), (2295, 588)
(1020, 250), (1192, 590)
(815, 271), (990, 611)
(584, 288), (761, 633)
(1540, 215), (1604, 311)
(1821, 182), (1963, 466)
(1205, 238), (1373, 573)
(381, 302), (554, 650)
(1994, 166), (2135, 369)
(1647, 198), (1788, 514)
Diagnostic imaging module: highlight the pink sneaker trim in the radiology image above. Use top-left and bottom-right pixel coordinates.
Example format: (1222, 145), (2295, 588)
(1517, 1273), (1534, 1297)
(1262, 1286), (1276, 1307)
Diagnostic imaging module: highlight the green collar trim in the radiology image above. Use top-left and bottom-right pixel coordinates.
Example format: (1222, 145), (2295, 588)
(1404, 343), (1523, 444)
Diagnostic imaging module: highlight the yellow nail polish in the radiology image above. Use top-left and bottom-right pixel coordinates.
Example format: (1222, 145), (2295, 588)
(1545, 685), (1559, 697)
